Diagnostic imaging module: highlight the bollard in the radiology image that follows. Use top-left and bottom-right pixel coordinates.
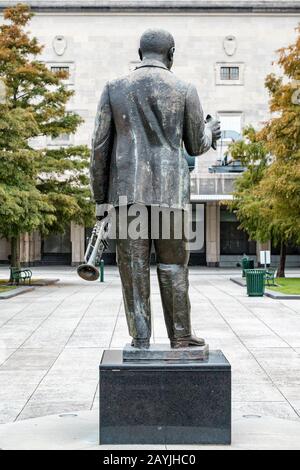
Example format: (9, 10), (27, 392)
(99, 259), (104, 282)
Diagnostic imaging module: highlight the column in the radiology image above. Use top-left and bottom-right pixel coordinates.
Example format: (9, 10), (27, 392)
(19, 232), (41, 265)
(30, 231), (41, 263)
(70, 222), (85, 266)
(205, 202), (220, 267)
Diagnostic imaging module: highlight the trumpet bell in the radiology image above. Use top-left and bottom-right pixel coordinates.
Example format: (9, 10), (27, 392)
(77, 264), (99, 281)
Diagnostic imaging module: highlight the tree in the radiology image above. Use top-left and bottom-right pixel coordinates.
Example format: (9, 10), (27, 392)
(226, 126), (272, 246)
(227, 26), (300, 277)
(257, 25), (300, 276)
(0, 3), (93, 268)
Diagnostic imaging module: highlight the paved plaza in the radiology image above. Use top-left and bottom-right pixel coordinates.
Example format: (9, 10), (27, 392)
(0, 266), (300, 449)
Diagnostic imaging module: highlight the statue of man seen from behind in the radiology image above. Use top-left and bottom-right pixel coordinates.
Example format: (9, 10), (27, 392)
(91, 29), (221, 349)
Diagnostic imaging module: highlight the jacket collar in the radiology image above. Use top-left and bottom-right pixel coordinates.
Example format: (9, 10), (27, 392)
(135, 58), (170, 72)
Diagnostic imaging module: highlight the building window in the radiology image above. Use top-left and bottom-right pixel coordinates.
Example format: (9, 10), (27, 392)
(42, 227), (72, 265)
(216, 112), (242, 162)
(218, 113), (242, 139)
(46, 62), (75, 85)
(51, 65), (70, 75)
(271, 240), (300, 256)
(215, 62), (244, 85)
(220, 66), (239, 81)
(220, 209), (256, 255)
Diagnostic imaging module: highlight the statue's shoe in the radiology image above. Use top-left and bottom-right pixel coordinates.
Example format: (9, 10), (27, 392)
(170, 335), (206, 349)
(131, 338), (150, 349)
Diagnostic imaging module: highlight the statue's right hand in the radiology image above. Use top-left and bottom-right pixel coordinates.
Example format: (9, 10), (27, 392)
(206, 118), (221, 142)
(205, 115), (221, 150)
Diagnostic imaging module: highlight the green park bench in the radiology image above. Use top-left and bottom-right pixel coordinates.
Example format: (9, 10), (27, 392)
(10, 267), (32, 285)
(264, 268), (277, 286)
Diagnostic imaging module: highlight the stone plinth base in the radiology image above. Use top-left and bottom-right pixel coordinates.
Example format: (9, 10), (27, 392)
(123, 343), (209, 361)
(99, 349), (231, 445)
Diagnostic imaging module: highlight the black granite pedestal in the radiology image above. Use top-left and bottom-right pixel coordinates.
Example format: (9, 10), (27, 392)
(99, 349), (231, 445)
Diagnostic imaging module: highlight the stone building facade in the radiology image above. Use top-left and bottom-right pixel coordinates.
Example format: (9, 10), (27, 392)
(0, 0), (300, 267)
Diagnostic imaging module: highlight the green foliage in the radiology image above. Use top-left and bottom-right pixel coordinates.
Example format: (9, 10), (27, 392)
(258, 25), (300, 245)
(227, 25), (300, 250)
(226, 127), (271, 242)
(0, 3), (94, 258)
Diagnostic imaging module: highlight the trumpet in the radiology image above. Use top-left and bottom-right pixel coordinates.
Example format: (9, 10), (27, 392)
(77, 216), (111, 281)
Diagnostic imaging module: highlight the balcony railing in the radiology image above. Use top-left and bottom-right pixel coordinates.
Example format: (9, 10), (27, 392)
(190, 173), (240, 196)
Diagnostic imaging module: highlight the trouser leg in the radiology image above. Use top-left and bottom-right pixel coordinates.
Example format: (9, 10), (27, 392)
(156, 262), (191, 340)
(116, 206), (152, 341)
(154, 209), (192, 340)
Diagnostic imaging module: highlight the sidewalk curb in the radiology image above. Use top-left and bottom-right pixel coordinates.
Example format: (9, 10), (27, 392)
(0, 286), (35, 299)
(264, 291), (300, 300)
(0, 279), (60, 299)
(230, 277), (246, 287)
(30, 278), (60, 286)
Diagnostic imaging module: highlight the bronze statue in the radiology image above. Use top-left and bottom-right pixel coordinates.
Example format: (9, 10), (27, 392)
(91, 29), (221, 349)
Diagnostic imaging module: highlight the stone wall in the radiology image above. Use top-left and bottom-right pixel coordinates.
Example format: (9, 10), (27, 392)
(4, 6), (296, 176)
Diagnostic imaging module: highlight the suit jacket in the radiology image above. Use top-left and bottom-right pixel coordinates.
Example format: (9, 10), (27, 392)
(91, 59), (212, 209)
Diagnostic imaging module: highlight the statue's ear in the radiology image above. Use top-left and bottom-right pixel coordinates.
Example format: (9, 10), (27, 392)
(168, 47), (175, 61)
(138, 48), (143, 61)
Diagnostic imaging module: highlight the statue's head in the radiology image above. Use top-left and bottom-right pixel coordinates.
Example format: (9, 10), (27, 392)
(139, 29), (175, 70)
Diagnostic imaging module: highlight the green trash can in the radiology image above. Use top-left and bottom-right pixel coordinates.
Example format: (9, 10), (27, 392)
(245, 269), (265, 297)
(241, 256), (255, 277)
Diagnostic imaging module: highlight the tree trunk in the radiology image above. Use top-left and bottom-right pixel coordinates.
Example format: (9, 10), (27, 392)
(10, 236), (20, 269)
(277, 241), (286, 278)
